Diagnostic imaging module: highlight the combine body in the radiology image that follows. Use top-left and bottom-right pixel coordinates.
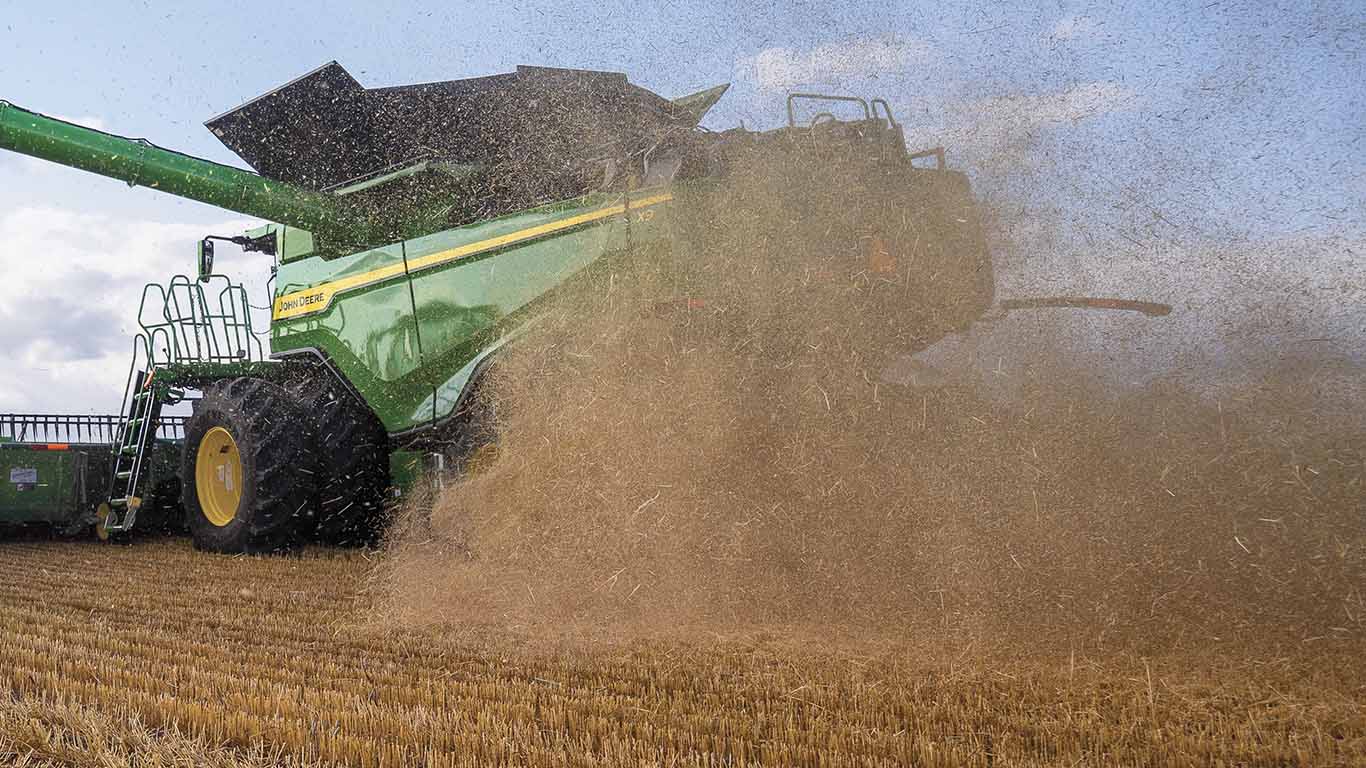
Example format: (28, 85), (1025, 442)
(0, 63), (996, 553)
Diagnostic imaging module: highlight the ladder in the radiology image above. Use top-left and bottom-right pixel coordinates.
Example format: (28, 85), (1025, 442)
(104, 368), (184, 532)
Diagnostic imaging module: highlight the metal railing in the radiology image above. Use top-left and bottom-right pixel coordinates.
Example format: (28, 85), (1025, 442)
(0, 413), (187, 445)
(136, 274), (266, 367)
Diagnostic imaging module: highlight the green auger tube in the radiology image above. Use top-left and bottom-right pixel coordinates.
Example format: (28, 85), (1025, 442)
(0, 100), (384, 248)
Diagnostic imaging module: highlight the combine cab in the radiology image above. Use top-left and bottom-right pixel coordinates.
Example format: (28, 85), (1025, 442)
(0, 63), (1155, 553)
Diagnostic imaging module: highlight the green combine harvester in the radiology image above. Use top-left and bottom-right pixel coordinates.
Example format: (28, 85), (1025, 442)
(1, 62), (1105, 553)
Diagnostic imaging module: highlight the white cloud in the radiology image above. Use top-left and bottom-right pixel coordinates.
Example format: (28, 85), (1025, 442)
(1050, 14), (1099, 41)
(0, 206), (263, 413)
(738, 37), (934, 92)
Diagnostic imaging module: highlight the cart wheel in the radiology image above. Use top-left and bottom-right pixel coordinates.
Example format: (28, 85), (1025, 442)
(93, 501), (134, 545)
(94, 502), (113, 542)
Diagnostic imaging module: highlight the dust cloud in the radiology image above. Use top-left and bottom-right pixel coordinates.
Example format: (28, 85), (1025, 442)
(379, 215), (1361, 655)
(377, 73), (1362, 658)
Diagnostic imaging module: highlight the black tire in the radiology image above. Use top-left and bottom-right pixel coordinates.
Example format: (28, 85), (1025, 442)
(284, 369), (391, 546)
(113, 476), (184, 536)
(181, 378), (317, 554)
(443, 373), (501, 475)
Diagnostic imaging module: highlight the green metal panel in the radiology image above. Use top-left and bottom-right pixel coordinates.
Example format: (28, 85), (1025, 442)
(269, 189), (672, 433)
(419, 195), (678, 424)
(0, 439), (184, 529)
(388, 450), (427, 497)
(406, 198), (630, 426)
(0, 447), (82, 525)
(268, 241), (424, 431)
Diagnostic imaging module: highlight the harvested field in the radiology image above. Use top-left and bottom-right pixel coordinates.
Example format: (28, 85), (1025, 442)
(0, 537), (1362, 766)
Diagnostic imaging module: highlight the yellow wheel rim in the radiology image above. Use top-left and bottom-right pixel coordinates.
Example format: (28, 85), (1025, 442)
(196, 426), (243, 527)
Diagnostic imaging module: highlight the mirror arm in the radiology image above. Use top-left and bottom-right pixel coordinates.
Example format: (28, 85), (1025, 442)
(197, 231), (279, 282)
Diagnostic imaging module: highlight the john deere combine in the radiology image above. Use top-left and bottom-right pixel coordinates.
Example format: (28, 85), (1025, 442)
(0, 62), (1011, 552)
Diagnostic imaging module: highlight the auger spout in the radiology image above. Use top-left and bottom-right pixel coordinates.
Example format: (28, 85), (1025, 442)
(0, 100), (382, 247)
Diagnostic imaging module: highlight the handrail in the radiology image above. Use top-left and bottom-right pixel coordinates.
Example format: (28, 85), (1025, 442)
(136, 275), (265, 366)
(908, 146), (946, 170)
(870, 98), (898, 128)
(786, 93), (871, 127)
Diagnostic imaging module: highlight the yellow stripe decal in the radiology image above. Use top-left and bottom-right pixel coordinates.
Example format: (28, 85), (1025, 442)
(272, 192), (673, 321)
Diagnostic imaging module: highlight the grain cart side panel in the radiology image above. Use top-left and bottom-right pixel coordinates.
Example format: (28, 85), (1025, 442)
(0, 446), (80, 525)
(0, 416), (184, 534)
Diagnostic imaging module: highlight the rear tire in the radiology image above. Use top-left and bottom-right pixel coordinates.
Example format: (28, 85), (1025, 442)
(285, 370), (392, 546)
(181, 378), (317, 554)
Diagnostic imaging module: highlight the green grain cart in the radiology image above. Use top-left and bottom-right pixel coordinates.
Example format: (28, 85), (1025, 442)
(0, 415), (185, 537)
(0, 63), (997, 553)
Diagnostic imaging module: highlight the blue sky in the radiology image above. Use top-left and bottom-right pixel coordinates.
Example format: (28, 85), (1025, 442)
(0, 0), (1361, 412)
(3, 0), (1360, 235)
